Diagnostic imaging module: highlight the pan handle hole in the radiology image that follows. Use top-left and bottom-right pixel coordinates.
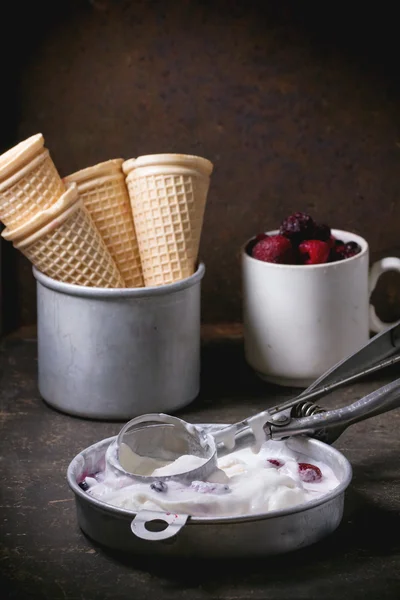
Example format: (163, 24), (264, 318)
(144, 519), (169, 532)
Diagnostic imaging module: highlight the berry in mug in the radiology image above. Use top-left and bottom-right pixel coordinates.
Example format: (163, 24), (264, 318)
(249, 212), (361, 265)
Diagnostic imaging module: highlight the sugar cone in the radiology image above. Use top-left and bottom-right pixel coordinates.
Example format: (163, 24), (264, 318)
(63, 159), (143, 287)
(0, 134), (65, 228)
(124, 153), (213, 287)
(5, 184), (124, 288)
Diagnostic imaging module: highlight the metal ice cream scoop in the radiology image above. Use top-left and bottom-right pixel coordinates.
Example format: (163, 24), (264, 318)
(109, 321), (400, 483)
(106, 413), (218, 483)
(110, 376), (400, 484)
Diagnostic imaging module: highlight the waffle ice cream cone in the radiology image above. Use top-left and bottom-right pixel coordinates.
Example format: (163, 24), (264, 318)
(63, 159), (143, 287)
(124, 153), (213, 287)
(3, 184), (124, 288)
(0, 134), (65, 228)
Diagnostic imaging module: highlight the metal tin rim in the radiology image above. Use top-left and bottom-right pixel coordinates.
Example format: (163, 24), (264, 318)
(33, 262), (205, 298)
(67, 433), (352, 526)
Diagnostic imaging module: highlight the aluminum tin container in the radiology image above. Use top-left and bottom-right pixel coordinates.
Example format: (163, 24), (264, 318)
(34, 263), (205, 419)
(67, 426), (352, 558)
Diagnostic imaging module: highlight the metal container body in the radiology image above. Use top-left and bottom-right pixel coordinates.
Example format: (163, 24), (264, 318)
(34, 264), (205, 419)
(67, 430), (352, 558)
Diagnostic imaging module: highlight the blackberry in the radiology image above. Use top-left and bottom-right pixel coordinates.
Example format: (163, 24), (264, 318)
(313, 223), (331, 242)
(279, 212), (316, 244)
(330, 240), (361, 262)
(150, 480), (168, 493)
(343, 241), (361, 258)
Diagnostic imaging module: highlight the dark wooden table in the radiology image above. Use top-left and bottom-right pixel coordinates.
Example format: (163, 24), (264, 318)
(1, 328), (400, 599)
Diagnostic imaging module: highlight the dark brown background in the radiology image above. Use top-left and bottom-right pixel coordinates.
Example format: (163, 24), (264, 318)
(2, 0), (400, 333)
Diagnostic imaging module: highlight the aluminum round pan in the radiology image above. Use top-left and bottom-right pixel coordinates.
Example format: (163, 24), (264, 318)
(67, 425), (352, 558)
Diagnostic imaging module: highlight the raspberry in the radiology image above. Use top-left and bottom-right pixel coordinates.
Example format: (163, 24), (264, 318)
(252, 235), (295, 264)
(279, 212), (316, 244)
(313, 223), (331, 242)
(298, 463), (322, 483)
(246, 233), (269, 256)
(254, 233), (269, 242)
(328, 235), (337, 249)
(298, 240), (330, 265)
(267, 459), (284, 468)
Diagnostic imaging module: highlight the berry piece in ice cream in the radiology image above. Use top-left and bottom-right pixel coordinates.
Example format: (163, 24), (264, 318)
(298, 462), (322, 483)
(150, 481), (168, 493)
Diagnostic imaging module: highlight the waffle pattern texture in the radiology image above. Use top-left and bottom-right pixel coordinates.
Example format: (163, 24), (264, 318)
(19, 202), (124, 288)
(0, 150), (65, 228)
(127, 170), (209, 286)
(73, 174), (143, 287)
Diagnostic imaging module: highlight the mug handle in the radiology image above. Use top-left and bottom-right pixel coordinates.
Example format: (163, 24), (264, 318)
(369, 257), (400, 333)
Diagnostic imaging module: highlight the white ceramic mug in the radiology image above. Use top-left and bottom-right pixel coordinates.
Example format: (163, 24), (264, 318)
(242, 229), (400, 388)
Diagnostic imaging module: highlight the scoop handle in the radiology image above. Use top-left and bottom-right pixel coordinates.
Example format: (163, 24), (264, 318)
(271, 377), (400, 440)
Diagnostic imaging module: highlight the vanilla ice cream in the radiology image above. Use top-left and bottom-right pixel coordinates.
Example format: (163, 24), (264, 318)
(81, 439), (340, 517)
